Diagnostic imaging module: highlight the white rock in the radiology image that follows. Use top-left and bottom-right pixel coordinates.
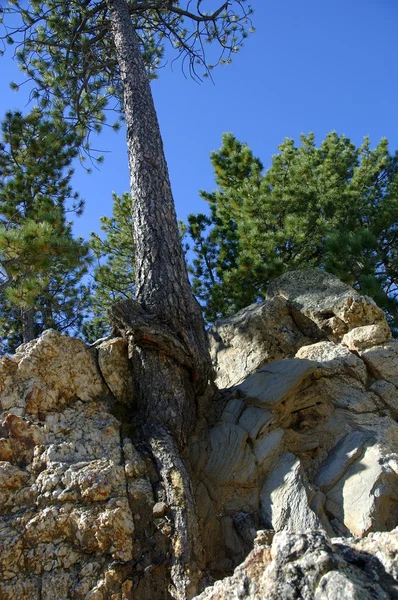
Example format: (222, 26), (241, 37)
(342, 323), (391, 351)
(260, 452), (324, 532)
(237, 358), (317, 408)
(361, 340), (398, 386)
(324, 444), (398, 536)
(204, 423), (256, 486)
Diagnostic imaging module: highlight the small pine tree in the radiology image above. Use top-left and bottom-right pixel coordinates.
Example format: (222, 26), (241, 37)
(83, 192), (135, 342)
(0, 109), (90, 352)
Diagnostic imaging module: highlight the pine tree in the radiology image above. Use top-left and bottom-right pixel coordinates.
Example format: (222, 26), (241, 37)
(83, 192), (135, 343)
(187, 132), (398, 326)
(1, 3), (254, 595)
(0, 0), (253, 404)
(0, 108), (90, 351)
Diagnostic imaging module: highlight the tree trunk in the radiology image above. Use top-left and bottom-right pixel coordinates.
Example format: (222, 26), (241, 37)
(105, 0), (211, 392)
(105, 1), (214, 597)
(22, 308), (35, 343)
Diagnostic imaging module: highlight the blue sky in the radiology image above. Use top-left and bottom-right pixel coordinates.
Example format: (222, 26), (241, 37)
(0, 0), (397, 241)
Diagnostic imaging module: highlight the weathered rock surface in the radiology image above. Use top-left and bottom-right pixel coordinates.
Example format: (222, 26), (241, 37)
(267, 268), (388, 340)
(208, 296), (314, 388)
(210, 269), (391, 389)
(195, 529), (398, 599)
(96, 337), (135, 404)
(1, 270), (397, 599)
(193, 270), (398, 573)
(0, 331), (168, 599)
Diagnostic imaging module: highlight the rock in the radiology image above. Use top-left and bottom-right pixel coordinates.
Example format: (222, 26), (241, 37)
(295, 340), (368, 383)
(204, 423), (256, 487)
(323, 444), (398, 536)
(195, 529), (398, 599)
(238, 406), (274, 441)
(0, 330), (107, 415)
(123, 437), (147, 478)
(252, 430), (284, 476)
(370, 380), (398, 417)
(314, 430), (371, 491)
(208, 296), (312, 388)
(0, 333), (156, 600)
(254, 529), (275, 547)
(209, 269), (391, 389)
(296, 340), (351, 363)
(260, 452), (326, 533)
(361, 340), (398, 386)
(195, 292), (398, 572)
(0, 399), (137, 597)
(153, 501), (168, 518)
(339, 528), (398, 582)
(267, 268), (388, 340)
(236, 358), (317, 408)
(219, 397), (245, 424)
(342, 323), (392, 351)
(96, 337), (135, 404)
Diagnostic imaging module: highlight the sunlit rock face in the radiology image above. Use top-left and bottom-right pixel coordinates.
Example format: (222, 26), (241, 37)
(200, 269), (398, 573)
(0, 270), (397, 599)
(0, 331), (156, 599)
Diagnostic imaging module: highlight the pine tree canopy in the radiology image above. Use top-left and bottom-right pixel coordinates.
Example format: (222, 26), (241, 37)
(0, 0), (253, 148)
(83, 192), (135, 343)
(187, 132), (398, 328)
(0, 108), (90, 352)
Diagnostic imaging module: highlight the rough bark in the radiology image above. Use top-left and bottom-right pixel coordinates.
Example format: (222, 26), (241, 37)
(22, 308), (35, 343)
(105, 1), (214, 597)
(146, 423), (205, 600)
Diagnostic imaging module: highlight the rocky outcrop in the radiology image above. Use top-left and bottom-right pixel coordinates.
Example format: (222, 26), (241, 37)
(209, 268), (391, 388)
(208, 296), (314, 388)
(0, 270), (397, 599)
(267, 267), (390, 342)
(0, 331), (166, 599)
(197, 270), (398, 572)
(196, 529), (398, 600)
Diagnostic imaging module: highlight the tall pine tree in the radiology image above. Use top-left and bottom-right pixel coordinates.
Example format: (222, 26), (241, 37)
(1, 2), (254, 596)
(0, 108), (90, 352)
(0, 0), (253, 409)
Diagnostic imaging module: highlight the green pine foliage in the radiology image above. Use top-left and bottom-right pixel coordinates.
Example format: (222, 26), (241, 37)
(0, 1), (252, 152)
(187, 132), (398, 326)
(83, 192), (135, 343)
(0, 0), (165, 155)
(0, 108), (90, 352)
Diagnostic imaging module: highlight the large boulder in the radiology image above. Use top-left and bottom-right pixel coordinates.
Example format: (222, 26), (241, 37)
(208, 296), (315, 388)
(0, 330), (107, 416)
(209, 269), (391, 389)
(267, 268), (389, 341)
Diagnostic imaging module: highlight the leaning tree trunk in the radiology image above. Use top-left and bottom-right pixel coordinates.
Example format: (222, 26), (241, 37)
(105, 0), (213, 597)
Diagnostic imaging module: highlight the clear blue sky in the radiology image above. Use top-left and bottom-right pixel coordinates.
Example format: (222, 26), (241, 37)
(1, 0), (397, 241)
